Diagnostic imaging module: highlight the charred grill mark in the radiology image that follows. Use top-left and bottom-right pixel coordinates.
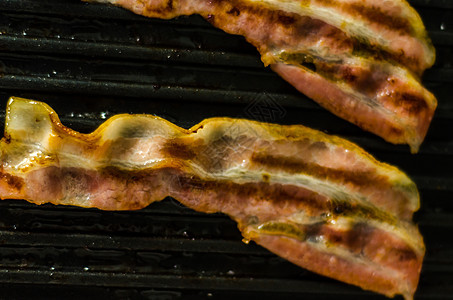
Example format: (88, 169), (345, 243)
(175, 172), (330, 213)
(315, 0), (412, 35)
(351, 40), (421, 75)
(283, 55), (428, 116)
(314, 62), (385, 96)
(394, 247), (418, 262)
(348, 4), (411, 35)
(207, 0), (349, 51)
(161, 139), (197, 160)
(304, 222), (418, 267)
(251, 153), (389, 188)
(344, 222), (373, 251)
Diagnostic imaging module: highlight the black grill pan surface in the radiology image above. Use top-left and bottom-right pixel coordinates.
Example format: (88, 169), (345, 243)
(0, 0), (452, 299)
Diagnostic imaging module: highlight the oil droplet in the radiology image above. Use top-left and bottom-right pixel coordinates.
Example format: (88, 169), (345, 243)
(227, 270), (235, 275)
(440, 23), (446, 31)
(83, 267), (90, 271)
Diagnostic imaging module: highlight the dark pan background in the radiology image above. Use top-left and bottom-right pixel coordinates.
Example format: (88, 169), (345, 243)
(0, 0), (452, 299)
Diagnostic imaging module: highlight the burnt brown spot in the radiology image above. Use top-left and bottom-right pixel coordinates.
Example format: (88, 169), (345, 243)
(227, 7), (240, 16)
(344, 222), (373, 251)
(315, 0), (334, 5)
(341, 68), (358, 83)
(316, 62), (386, 96)
(308, 141), (328, 151)
(3, 135), (11, 144)
(386, 125), (404, 137)
(0, 171), (24, 191)
(167, 0), (173, 10)
(161, 140), (196, 160)
(145, 0), (175, 15)
(277, 14), (296, 26)
(397, 93), (428, 114)
(304, 222), (323, 241)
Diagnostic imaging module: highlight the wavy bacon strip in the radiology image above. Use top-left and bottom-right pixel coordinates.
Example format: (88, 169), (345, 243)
(0, 97), (424, 299)
(85, 0), (437, 152)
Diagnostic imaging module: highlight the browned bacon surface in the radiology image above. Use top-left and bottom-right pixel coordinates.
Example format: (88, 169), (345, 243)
(86, 0), (437, 152)
(0, 97), (424, 299)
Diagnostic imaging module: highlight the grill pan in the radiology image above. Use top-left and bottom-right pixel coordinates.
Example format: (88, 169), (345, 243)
(0, 0), (452, 299)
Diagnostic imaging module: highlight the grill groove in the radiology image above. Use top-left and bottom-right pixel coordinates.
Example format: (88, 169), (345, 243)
(0, 0), (452, 299)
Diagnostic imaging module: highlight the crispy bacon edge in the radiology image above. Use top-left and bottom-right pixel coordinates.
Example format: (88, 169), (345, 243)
(85, 0), (437, 152)
(0, 97), (425, 299)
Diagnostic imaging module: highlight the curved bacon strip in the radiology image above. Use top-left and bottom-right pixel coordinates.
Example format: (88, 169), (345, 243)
(85, 0), (437, 152)
(0, 97), (424, 299)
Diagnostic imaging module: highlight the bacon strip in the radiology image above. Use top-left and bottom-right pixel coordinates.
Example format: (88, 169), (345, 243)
(0, 97), (424, 299)
(85, 0), (437, 152)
